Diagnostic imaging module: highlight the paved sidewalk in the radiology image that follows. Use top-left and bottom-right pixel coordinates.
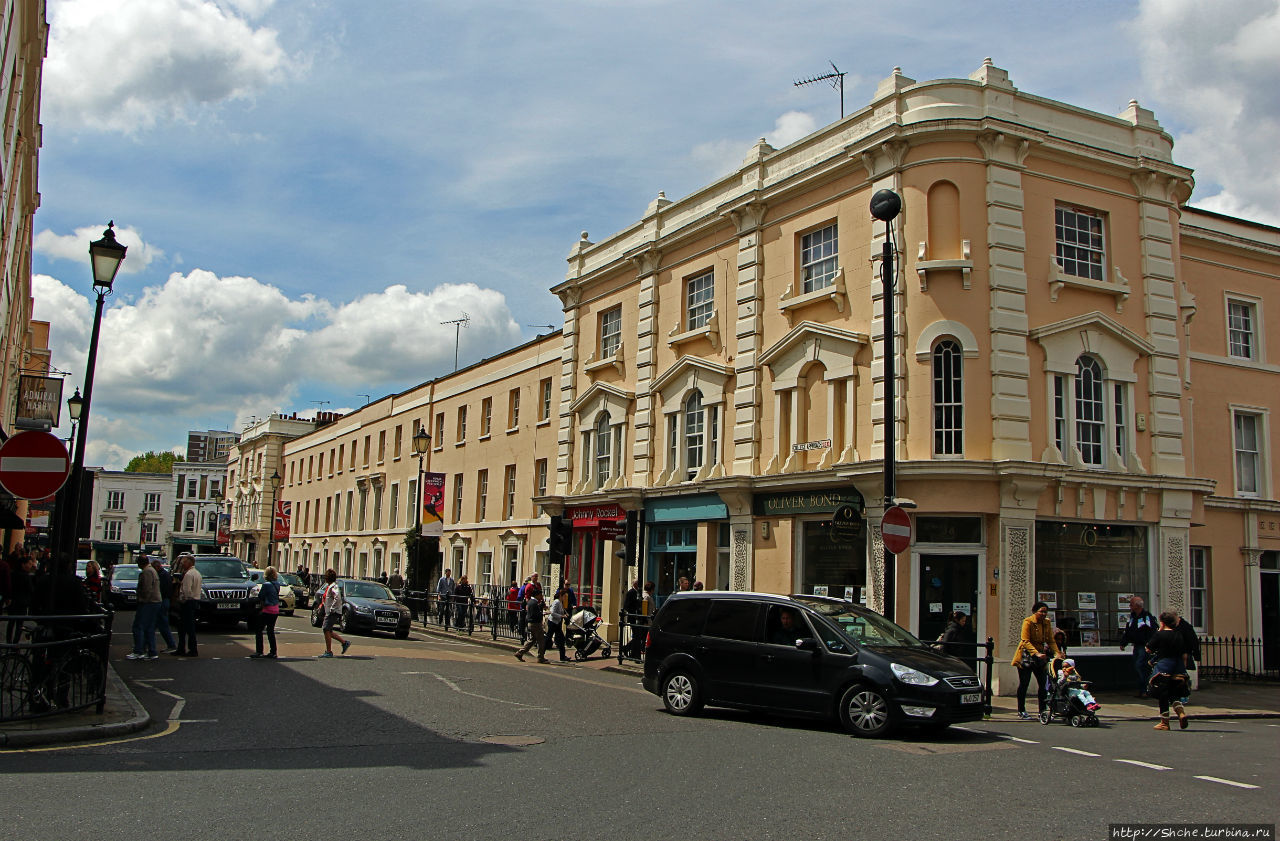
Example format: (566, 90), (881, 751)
(4, 622), (1275, 747)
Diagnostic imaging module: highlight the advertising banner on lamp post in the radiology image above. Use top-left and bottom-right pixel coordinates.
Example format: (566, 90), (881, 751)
(273, 499), (292, 541)
(217, 513), (231, 545)
(422, 472), (445, 537)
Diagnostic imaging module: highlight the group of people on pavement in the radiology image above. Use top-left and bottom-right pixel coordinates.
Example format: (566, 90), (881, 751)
(1012, 594), (1199, 730)
(126, 554), (202, 659)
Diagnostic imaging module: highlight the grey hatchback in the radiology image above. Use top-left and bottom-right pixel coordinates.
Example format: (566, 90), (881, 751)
(641, 592), (984, 737)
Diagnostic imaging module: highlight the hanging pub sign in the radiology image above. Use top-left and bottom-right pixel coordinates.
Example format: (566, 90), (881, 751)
(16, 375), (63, 430)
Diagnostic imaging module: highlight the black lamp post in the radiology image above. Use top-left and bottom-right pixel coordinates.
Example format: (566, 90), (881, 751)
(870, 189), (902, 620)
(266, 469), (281, 568)
(61, 223), (127, 561)
(412, 427), (431, 589)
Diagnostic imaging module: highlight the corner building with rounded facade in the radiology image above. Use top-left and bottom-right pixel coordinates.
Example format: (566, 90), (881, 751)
(543, 61), (1280, 694)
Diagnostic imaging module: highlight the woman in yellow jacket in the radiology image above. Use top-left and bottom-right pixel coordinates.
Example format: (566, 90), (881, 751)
(1011, 601), (1063, 719)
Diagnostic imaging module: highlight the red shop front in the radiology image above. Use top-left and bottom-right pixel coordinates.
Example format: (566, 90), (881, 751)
(566, 503), (625, 608)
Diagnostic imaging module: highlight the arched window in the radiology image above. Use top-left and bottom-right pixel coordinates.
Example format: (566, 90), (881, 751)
(184, 510), (196, 532)
(684, 392), (704, 478)
(595, 412), (612, 488)
(932, 339), (963, 456)
(1075, 356), (1104, 466)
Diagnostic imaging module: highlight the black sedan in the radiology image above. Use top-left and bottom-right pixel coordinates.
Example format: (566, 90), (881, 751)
(311, 579), (411, 639)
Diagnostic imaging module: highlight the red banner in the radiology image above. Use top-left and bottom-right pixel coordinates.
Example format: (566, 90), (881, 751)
(273, 499), (291, 541)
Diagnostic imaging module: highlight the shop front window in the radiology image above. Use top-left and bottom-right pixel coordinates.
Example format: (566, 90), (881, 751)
(800, 518), (866, 602)
(1034, 522), (1148, 648)
(650, 525), (699, 598)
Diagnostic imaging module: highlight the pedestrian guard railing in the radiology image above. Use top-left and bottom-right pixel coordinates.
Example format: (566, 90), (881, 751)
(1197, 636), (1278, 683)
(1, 611), (112, 723)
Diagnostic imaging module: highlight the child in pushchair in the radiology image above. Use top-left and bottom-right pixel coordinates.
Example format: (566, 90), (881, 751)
(1039, 657), (1101, 727)
(565, 607), (613, 660)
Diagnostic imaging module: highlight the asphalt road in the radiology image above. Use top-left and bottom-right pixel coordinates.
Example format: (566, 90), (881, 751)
(2, 616), (1276, 841)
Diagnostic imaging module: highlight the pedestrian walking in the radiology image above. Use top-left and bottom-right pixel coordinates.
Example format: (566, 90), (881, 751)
(388, 567), (404, 592)
(152, 558), (177, 652)
(436, 568), (455, 625)
(83, 560), (104, 605)
(1119, 596), (1157, 697)
(251, 566), (282, 659)
(940, 610), (977, 671)
(320, 569), (351, 658)
(515, 587), (547, 663)
(1145, 611), (1190, 730)
(1012, 601), (1061, 719)
(622, 579), (644, 658)
(174, 555), (201, 657)
(506, 580), (520, 632)
(454, 574), (474, 631)
(128, 556), (162, 660)
(539, 594), (570, 662)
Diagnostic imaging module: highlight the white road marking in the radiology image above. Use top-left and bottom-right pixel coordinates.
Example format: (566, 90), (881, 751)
(1194, 776), (1259, 789)
(1052, 746), (1100, 757)
(1115, 759), (1171, 771)
(423, 671), (549, 710)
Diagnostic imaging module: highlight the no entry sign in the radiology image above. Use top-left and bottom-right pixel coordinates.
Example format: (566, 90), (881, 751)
(0, 430), (72, 500)
(881, 505), (912, 555)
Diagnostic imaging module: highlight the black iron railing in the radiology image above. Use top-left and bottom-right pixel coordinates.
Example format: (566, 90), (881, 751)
(1198, 636), (1278, 683)
(1, 612), (112, 722)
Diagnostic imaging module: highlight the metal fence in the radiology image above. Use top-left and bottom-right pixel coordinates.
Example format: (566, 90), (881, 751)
(1198, 636), (1278, 683)
(1, 612), (112, 722)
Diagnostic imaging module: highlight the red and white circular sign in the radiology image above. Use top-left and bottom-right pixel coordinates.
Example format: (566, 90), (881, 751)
(881, 505), (912, 555)
(0, 430), (72, 500)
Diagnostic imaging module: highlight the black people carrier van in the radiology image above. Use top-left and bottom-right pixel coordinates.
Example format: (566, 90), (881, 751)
(641, 592), (984, 737)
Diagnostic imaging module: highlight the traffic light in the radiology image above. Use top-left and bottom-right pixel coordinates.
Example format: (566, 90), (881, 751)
(548, 514), (574, 566)
(622, 510), (638, 566)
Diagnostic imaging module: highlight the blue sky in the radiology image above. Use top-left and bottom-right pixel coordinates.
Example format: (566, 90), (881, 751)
(30, 0), (1280, 468)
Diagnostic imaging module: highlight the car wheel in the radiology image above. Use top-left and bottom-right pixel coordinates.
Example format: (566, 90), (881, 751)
(838, 684), (894, 738)
(661, 670), (703, 716)
(341, 609), (355, 634)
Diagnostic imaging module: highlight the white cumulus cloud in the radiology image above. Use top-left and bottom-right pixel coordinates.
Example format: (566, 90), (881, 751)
(34, 224), (165, 275)
(1134, 0), (1280, 224)
(44, 0), (297, 133)
(691, 110), (820, 181)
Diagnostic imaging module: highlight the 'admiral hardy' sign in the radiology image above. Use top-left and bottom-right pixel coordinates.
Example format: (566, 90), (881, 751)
(16, 376), (63, 430)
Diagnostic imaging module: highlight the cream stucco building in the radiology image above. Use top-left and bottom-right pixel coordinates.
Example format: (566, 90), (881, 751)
(253, 61), (1278, 690)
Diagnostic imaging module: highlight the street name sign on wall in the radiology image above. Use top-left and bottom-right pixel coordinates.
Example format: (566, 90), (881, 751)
(881, 505), (912, 555)
(0, 430), (72, 500)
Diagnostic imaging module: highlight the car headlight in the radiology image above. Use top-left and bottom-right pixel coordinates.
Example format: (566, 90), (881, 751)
(891, 663), (939, 686)
(354, 605), (372, 615)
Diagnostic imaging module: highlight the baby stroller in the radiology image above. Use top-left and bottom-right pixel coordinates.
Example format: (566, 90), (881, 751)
(1039, 658), (1101, 728)
(565, 607), (612, 660)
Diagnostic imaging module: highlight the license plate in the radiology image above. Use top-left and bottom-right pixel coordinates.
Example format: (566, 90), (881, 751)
(961, 692), (981, 705)
(217, 603), (240, 610)
(376, 616), (398, 625)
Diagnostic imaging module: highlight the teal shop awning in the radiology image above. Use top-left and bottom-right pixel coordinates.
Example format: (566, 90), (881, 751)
(645, 494), (728, 523)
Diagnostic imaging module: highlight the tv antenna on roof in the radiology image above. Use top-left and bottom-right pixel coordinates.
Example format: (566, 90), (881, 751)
(794, 60), (847, 119)
(442, 312), (471, 372)
(311, 400), (330, 413)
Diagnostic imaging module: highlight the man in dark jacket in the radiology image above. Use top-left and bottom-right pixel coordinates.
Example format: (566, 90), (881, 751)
(1119, 596), (1157, 696)
(622, 579), (644, 658)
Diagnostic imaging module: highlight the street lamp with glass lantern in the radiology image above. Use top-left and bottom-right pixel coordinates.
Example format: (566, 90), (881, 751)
(412, 427), (431, 589)
(61, 224), (127, 561)
(266, 469), (281, 568)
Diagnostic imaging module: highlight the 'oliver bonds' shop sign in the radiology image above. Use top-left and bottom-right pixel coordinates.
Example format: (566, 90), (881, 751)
(753, 489), (863, 517)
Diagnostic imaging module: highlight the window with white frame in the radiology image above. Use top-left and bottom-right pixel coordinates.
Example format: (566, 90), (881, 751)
(800, 223), (838, 293)
(686, 270), (714, 330)
(184, 510), (196, 531)
(477, 469), (488, 521)
(684, 392), (705, 479)
(1189, 546), (1210, 631)
(1075, 356), (1105, 466)
(595, 412), (612, 488)
(508, 388), (520, 429)
(457, 406), (467, 442)
(481, 397), (492, 437)
(142, 522), (157, 543)
(452, 474), (463, 523)
(1050, 354), (1130, 469)
(1233, 410), (1262, 496)
(600, 306), (622, 357)
(452, 545), (466, 579)
(434, 412), (445, 447)
(103, 520), (121, 541)
(504, 465), (517, 519)
(389, 483), (399, 529)
(535, 458), (548, 497)
(1227, 298), (1257, 360)
(479, 551), (493, 588)
(931, 339), (963, 456)
(187, 478), (198, 497)
(107, 491), (124, 510)
(1055, 205), (1105, 281)
(145, 492), (161, 512)
(539, 378), (553, 422)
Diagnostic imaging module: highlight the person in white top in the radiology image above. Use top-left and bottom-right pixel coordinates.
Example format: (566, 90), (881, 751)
(319, 568), (351, 658)
(174, 556), (203, 657)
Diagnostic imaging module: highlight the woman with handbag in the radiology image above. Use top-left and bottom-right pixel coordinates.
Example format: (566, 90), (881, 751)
(251, 566), (282, 659)
(1012, 601), (1062, 719)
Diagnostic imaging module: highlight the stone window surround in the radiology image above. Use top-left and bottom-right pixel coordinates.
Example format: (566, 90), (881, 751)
(569, 382), (632, 494)
(651, 357), (731, 486)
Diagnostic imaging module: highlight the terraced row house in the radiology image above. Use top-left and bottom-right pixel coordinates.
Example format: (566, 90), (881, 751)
(250, 61), (1279, 691)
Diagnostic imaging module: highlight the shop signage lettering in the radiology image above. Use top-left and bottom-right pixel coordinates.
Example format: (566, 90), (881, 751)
(752, 490), (863, 517)
(790, 439), (831, 453)
(569, 504), (622, 521)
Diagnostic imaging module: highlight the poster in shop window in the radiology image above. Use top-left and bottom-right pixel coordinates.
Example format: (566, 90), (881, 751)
(1080, 630), (1100, 647)
(1077, 591), (1097, 609)
(1037, 591), (1058, 608)
(1078, 610), (1097, 629)
(813, 585), (829, 597)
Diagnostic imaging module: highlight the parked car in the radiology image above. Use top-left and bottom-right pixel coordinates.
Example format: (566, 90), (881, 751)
(247, 572), (297, 615)
(174, 555), (257, 626)
(310, 578), (410, 639)
(641, 592), (984, 738)
(279, 573), (310, 609)
(107, 563), (142, 609)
